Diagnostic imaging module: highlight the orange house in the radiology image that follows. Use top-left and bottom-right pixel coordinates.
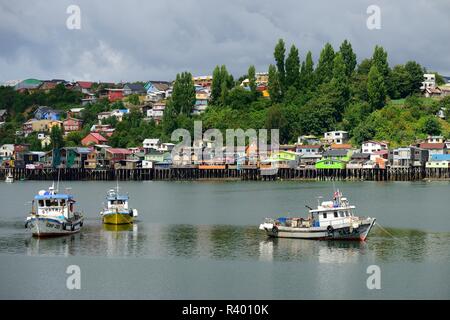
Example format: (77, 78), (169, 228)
(81, 133), (108, 146)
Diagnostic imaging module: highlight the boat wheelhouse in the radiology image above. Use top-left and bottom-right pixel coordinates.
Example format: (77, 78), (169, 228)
(25, 184), (84, 237)
(100, 187), (138, 225)
(259, 190), (376, 241)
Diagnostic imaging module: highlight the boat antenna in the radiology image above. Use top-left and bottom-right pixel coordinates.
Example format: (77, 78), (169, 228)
(56, 167), (61, 193)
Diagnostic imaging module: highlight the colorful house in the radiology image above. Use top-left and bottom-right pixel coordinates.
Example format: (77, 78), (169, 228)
(81, 133), (108, 146)
(63, 117), (83, 133)
(34, 106), (61, 120)
(426, 154), (450, 169)
(315, 149), (352, 169)
(106, 88), (124, 102)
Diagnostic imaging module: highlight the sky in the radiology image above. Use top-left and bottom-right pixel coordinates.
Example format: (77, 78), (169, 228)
(1, 0), (449, 83)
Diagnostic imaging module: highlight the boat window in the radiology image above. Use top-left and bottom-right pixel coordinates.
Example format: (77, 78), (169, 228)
(38, 200), (44, 207)
(339, 211), (345, 217)
(60, 199), (66, 206)
(334, 211), (338, 218)
(45, 200), (52, 207)
(323, 213), (327, 219)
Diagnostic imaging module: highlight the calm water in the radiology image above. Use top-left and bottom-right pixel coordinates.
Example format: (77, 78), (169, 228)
(0, 180), (449, 299)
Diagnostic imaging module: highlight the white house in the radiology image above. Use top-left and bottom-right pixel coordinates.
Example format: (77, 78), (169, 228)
(324, 131), (349, 144)
(361, 141), (389, 154)
(143, 139), (161, 152)
(0, 144), (14, 159)
(421, 74), (436, 90)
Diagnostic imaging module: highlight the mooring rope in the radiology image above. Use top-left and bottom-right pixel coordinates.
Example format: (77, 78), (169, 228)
(374, 222), (405, 243)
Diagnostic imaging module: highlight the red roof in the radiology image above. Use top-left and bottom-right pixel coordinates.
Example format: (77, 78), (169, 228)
(77, 81), (93, 89)
(419, 143), (445, 150)
(106, 148), (132, 155)
(89, 132), (108, 142)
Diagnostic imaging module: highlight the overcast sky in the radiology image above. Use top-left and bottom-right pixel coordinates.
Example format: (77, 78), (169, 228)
(1, 0), (449, 83)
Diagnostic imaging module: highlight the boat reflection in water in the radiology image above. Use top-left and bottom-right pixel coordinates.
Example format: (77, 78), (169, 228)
(25, 234), (82, 257)
(259, 237), (369, 263)
(100, 222), (139, 257)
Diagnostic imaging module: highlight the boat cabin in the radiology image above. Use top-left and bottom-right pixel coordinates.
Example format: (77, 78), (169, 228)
(106, 189), (129, 210)
(34, 190), (75, 219)
(310, 198), (355, 227)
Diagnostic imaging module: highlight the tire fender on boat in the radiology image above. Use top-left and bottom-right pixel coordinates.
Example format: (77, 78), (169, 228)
(272, 226), (278, 234)
(327, 225), (334, 236)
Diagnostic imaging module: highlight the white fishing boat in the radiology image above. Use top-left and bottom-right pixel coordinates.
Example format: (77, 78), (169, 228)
(100, 183), (138, 225)
(5, 171), (13, 183)
(259, 190), (376, 241)
(25, 184), (84, 237)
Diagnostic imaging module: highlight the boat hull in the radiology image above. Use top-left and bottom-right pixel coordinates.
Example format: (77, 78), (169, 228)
(259, 219), (376, 241)
(26, 216), (83, 238)
(102, 212), (133, 225)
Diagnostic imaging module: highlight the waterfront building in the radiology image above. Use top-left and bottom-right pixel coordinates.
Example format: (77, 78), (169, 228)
(389, 146), (429, 168)
(63, 117), (84, 133)
(315, 149), (352, 169)
(143, 139), (161, 152)
(418, 142), (446, 161)
(426, 154), (450, 169)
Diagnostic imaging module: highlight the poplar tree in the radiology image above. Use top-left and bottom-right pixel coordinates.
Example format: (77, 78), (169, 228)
(315, 43), (335, 85)
(274, 39), (286, 94)
(339, 40), (357, 77)
(367, 65), (386, 110)
(268, 64), (282, 103)
(285, 45), (300, 89)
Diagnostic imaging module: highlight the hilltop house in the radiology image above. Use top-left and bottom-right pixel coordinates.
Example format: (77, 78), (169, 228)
(323, 131), (349, 145)
(123, 83), (146, 96)
(63, 117), (83, 133)
(22, 119), (62, 136)
(15, 79), (42, 92)
(106, 88), (124, 102)
(315, 149), (352, 169)
(144, 81), (171, 102)
(81, 133), (108, 146)
(146, 102), (166, 123)
(34, 106), (61, 120)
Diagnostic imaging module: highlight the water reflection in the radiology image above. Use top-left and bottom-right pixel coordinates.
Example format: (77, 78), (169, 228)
(6, 222), (447, 263)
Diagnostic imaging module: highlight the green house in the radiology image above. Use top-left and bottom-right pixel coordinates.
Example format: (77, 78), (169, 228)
(315, 149), (351, 169)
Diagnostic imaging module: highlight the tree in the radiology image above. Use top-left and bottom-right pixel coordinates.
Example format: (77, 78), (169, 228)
(391, 64), (410, 99)
(339, 40), (357, 77)
(170, 71), (196, 115)
(315, 43), (335, 85)
(367, 65), (386, 110)
(372, 45), (392, 96)
(285, 45), (300, 89)
(268, 64), (282, 103)
(299, 51), (314, 92)
(330, 53), (350, 115)
(421, 116), (441, 136)
(274, 39), (286, 94)
(357, 59), (372, 75)
(211, 65), (233, 105)
(265, 104), (289, 143)
(248, 65), (257, 94)
(50, 125), (64, 149)
(405, 61), (424, 94)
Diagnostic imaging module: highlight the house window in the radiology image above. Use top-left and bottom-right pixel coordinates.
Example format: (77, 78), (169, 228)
(323, 213), (327, 219)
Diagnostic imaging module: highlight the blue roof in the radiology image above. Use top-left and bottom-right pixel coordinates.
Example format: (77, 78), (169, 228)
(431, 154), (450, 161)
(34, 193), (72, 200)
(107, 195), (129, 201)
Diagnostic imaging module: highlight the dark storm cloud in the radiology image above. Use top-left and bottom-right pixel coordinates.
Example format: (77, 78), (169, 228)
(0, 0), (449, 82)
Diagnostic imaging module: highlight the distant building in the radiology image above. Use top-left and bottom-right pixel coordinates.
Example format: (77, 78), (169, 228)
(323, 131), (349, 145)
(315, 149), (352, 169)
(361, 141), (389, 154)
(123, 83), (146, 96)
(34, 106), (61, 121)
(143, 139), (161, 152)
(106, 88), (124, 102)
(426, 154), (450, 169)
(421, 73), (436, 90)
(418, 142), (446, 161)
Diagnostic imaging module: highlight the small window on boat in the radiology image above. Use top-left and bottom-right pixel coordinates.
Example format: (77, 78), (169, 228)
(323, 213), (327, 219)
(60, 199), (66, 206)
(339, 211), (345, 217)
(38, 200), (44, 207)
(45, 200), (52, 207)
(334, 211), (338, 218)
